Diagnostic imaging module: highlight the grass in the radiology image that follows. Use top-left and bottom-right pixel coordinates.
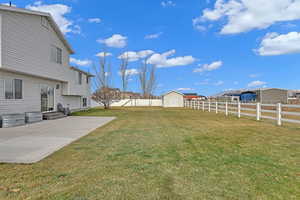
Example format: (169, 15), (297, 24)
(0, 107), (299, 200)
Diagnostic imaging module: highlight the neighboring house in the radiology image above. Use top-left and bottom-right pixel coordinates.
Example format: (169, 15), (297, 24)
(0, 5), (93, 115)
(183, 93), (206, 101)
(163, 91), (184, 107)
(214, 88), (289, 104)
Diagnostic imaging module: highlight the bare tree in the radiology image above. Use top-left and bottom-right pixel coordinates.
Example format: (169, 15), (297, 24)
(139, 59), (157, 98)
(92, 52), (119, 109)
(119, 52), (130, 99)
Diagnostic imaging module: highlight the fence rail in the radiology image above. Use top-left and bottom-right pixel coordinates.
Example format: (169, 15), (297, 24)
(184, 100), (300, 126)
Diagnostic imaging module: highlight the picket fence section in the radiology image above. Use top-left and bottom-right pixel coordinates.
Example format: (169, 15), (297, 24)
(184, 100), (300, 126)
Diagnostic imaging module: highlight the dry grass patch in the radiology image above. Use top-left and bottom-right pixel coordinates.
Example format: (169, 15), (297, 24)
(0, 107), (299, 200)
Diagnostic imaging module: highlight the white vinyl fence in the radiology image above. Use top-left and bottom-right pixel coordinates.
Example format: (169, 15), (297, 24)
(185, 100), (300, 126)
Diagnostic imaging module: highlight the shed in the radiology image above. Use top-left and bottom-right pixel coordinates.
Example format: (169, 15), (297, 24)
(162, 91), (184, 107)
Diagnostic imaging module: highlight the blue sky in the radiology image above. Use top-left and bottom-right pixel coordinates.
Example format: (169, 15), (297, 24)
(2, 0), (300, 95)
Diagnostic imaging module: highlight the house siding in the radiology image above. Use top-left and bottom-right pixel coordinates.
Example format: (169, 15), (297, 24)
(0, 10), (71, 81)
(0, 70), (89, 115)
(0, 8), (92, 116)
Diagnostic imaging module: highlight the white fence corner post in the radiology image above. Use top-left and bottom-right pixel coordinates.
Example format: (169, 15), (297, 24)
(208, 100), (211, 112)
(225, 102), (228, 116)
(216, 102), (218, 114)
(277, 103), (282, 126)
(202, 101), (205, 111)
(256, 102), (261, 121)
(237, 102), (241, 118)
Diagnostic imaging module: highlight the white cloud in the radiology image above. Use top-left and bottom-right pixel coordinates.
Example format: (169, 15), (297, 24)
(118, 50), (154, 62)
(1, 2), (16, 7)
(96, 52), (112, 57)
(195, 0), (300, 34)
(145, 32), (163, 39)
(233, 81), (239, 85)
(70, 58), (92, 66)
(214, 80), (224, 86)
(26, 1), (78, 34)
(247, 80), (267, 87)
(147, 50), (196, 68)
(88, 18), (102, 23)
(193, 61), (223, 73)
(161, 1), (176, 7)
(256, 32), (300, 56)
(177, 88), (194, 91)
(118, 69), (139, 76)
(97, 34), (127, 48)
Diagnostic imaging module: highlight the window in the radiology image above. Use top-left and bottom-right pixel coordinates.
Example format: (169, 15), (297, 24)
(41, 16), (49, 29)
(4, 79), (23, 100)
(82, 98), (87, 107)
(86, 76), (89, 84)
(14, 79), (23, 99)
(5, 79), (13, 99)
(78, 72), (82, 85)
(51, 45), (62, 64)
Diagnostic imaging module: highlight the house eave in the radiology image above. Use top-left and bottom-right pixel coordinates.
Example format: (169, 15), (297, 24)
(0, 67), (68, 83)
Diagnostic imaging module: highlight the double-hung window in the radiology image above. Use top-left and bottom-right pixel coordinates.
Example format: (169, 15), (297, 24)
(51, 45), (62, 64)
(78, 72), (82, 85)
(5, 79), (23, 100)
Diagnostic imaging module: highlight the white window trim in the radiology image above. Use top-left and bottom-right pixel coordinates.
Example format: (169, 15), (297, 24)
(3, 79), (23, 100)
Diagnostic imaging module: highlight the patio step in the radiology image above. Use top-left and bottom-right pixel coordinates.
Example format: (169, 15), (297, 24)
(43, 112), (66, 120)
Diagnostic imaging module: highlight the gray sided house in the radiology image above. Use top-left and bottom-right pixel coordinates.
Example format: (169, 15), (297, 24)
(241, 88), (288, 104)
(0, 5), (92, 116)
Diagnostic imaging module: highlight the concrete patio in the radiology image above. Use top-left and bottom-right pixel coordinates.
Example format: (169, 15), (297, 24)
(0, 116), (115, 164)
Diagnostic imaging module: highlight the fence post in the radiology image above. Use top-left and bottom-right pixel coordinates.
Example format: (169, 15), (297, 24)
(202, 101), (205, 111)
(256, 103), (261, 121)
(225, 102), (228, 116)
(237, 102), (241, 118)
(216, 102), (218, 114)
(277, 103), (282, 126)
(208, 100), (211, 112)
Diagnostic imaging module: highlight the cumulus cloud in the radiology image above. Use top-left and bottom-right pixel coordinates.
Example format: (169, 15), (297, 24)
(177, 88), (194, 91)
(145, 32), (163, 39)
(96, 52), (112, 57)
(193, 61), (223, 73)
(97, 34), (127, 48)
(147, 50), (196, 68)
(161, 1), (176, 7)
(247, 80), (267, 87)
(194, 0), (300, 34)
(118, 50), (155, 62)
(26, 1), (78, 34)
(118, 69), (139, 76)
(70, 58), (92, 66)
(256, 32), (300, 56)
(88, 18), (102, 23)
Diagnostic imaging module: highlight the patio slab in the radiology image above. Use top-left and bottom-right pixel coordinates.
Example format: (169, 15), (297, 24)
(0, 116), (115, 163)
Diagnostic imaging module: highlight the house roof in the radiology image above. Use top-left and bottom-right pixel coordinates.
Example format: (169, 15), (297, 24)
(163, 90), (184, 96)
(70, 66), (94, 77)
(0, 5), (74, 54)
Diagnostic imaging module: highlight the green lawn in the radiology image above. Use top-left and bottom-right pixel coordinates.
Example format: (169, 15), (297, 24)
(0, 107), (299, 200)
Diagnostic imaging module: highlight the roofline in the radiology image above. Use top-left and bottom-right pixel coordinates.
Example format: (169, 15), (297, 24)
(163, 90), (184, 96)
(0, 5), (75, 54)
(70, 66), (94, 77)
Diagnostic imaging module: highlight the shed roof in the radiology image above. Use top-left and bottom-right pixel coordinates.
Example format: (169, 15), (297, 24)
(163, 90), (184, 96)
(0, 5), (74, 54)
